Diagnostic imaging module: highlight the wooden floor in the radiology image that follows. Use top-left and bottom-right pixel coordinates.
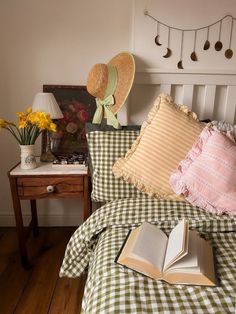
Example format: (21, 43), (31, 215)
(0, 227), (86, 314)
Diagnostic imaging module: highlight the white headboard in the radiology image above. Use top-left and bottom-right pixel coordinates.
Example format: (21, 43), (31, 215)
(118, 69), (236, 126)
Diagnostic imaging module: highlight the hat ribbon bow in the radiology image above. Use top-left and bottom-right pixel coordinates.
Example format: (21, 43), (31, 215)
(93, 95), (120, 129)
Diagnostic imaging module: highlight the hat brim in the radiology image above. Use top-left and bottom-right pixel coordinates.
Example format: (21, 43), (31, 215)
(108, 52), (135, 114)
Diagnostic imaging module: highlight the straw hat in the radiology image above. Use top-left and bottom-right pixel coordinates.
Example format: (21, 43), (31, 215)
(87, 52), (135, 114)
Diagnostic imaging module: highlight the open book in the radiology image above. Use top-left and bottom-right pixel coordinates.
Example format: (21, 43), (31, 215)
(115, 219), (216, 286)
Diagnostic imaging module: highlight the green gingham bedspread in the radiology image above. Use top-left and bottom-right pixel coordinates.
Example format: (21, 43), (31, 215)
(60, 198), (236, 313)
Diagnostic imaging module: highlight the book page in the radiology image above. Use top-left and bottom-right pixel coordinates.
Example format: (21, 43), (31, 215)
(132, 222), (168, 272)
(166, 231), (199, 271)
(163, 219), (188, 271)
(117, 227), (142, 264)
(198, 237), (216, 285)
(163, 234), (216, 286)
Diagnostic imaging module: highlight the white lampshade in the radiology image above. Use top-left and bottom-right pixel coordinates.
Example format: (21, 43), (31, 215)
(32, 92), (63, 119)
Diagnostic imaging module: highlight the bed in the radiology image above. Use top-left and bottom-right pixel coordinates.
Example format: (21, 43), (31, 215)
(60, 71), (236, 313)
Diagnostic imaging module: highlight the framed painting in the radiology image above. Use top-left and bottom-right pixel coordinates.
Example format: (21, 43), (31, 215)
(42, 85), (96, 155)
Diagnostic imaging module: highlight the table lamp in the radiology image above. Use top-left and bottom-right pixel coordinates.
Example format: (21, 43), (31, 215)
(32, 92), (63, 162)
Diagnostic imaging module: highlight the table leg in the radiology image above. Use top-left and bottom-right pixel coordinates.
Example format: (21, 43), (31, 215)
(9, 177), (30, 268)
(30, 199), (39, 237)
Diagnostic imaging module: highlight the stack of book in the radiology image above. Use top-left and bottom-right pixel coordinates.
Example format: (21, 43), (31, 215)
(52, 152), (88, 172)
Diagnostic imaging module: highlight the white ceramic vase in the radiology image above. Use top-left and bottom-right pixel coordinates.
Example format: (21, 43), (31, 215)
(20, 145), (37, 169)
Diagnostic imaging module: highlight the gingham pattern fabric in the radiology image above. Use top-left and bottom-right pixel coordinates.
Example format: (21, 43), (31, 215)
(87, 130), (144, 202)
(60, 198), (236, 313)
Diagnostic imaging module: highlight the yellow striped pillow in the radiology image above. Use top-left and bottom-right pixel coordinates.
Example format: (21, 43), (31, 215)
(113, 94), (204, 199)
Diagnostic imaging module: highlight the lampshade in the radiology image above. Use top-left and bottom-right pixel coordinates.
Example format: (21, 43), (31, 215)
(32, 92), (63, 119)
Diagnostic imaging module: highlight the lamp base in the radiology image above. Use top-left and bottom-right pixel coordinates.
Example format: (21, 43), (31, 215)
(40, 149), (55, 162)
(41, 129), (56, 162)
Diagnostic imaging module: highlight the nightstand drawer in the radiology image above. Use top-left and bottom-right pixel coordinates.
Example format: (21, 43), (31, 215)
(17, 176), (84, 199)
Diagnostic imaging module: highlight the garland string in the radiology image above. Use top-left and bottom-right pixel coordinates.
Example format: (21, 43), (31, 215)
(144, 10), (236, 32)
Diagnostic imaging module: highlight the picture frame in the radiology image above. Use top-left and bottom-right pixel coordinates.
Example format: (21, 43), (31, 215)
(42, 85), (96, 155)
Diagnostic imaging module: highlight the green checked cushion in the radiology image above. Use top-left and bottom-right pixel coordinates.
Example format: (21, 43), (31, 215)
(87, 129), (145, 202)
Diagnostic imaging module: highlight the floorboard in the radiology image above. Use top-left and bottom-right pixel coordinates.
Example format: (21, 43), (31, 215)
(49, 275), (87, 314)
(0, 227), (86, 314)
(0, 228), (18, 274)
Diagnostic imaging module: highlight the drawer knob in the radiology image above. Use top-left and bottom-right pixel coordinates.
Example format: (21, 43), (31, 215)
(47, 185), (55, 193)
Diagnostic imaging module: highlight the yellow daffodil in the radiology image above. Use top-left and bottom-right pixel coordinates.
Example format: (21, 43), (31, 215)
(27, 107), (32, 114)
(16, 111), (27, 119)
(0, 107), (56, 145)
(18, 119), (28, 129)
(49, 122), (57, 132)
(0, 118), (7, 128)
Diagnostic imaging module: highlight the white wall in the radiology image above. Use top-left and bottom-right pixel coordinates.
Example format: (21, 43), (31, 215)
(0, 0), (132, 226)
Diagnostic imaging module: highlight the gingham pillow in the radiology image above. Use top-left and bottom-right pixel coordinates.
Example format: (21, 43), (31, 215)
(87, 129), (144, 202)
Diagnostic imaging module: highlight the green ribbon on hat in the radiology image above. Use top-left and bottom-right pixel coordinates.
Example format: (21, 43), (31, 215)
(92, 65), (121, 129)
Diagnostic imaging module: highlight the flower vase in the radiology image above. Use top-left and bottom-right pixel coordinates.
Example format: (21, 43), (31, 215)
(20, 145), (37, 169)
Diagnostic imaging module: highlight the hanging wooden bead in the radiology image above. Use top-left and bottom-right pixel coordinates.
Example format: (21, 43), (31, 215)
(225, 17), (234, 59)
(177, 31), (184, 69)
(190, 30), (198, 61)
(203, 27), (210, 50)
(163, 27), (172, 58)
(154, 21), (162, 46)
(215, 20), (223, 51)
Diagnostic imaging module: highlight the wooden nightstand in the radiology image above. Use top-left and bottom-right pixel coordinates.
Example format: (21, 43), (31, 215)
(8, 162), (92, 268)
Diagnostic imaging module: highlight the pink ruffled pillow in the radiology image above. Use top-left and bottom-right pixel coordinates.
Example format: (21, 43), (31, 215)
(170, 126), (236, 215)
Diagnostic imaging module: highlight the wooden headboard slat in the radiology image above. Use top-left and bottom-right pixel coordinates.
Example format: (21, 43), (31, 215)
(203, 85), (216, 120)
(225, 86), (236, 124)
(182, 85), (194, 110)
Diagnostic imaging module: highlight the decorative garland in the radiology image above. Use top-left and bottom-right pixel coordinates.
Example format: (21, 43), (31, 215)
(144, 10), (235, 69)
